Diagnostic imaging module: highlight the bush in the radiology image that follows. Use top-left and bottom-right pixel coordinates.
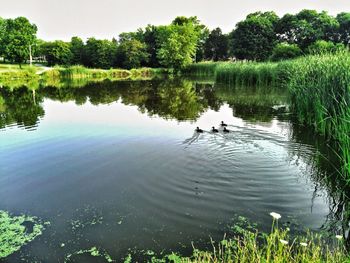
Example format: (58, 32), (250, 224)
(270, 43), (302, 61)
(308, 40), (346, 55)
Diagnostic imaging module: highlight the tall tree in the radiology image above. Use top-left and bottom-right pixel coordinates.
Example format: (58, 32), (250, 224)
(42, 41), (73, 66)
(230, 12), (279, 61)
(70, 36), (84, 65)
(116, 38), (149, 69)
(204, 28), (229, 61)
(143, 25), (161, 67)
(83, 38), (116, 69)
(157, 17), (201, 71)
(1, 17), (37, 66)
(0, 17), (5, 58)
(172, 16), (209, 62)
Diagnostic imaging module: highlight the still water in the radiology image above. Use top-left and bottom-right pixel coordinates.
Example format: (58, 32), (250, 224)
(0, 78), (343, 261)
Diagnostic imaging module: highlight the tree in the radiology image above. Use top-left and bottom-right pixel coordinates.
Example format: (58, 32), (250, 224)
(0, 17), (5, 58)
(83, 38), (116, 69)
(270, 43), (302, 61)
(276, 10), (339, 50)
(307, 40), (345, 54)
(1, 17), (37, 66)
(336, 13), (350, 46)
(143, 25), (161, 67)
(172, 16), (209, 62)
(230, 12), (279, 61)
(42, 41), (72, 66)
(157, 18), (200, 71)
(116, 38), (149, 69)
(70, 37), (84, 65)
(204, 28), (229, 61)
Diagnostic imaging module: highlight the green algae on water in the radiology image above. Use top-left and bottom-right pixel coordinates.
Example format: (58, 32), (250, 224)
(64, 246), (114, 262)
(0, 210), (49, 259)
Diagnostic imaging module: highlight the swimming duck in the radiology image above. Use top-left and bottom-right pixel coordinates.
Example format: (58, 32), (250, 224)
(220, 121), (228, 127)
(211, 127), (219, 133)
(196, 127), (204, 133)
(223, 127), (230, 133)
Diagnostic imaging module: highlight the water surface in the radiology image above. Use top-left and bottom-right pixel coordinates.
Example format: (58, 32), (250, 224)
(0, 78), (343, 261)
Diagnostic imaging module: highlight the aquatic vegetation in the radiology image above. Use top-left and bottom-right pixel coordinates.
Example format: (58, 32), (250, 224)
(64, 246), (114, 262)
(0, 210), (48, 259)
(149, 213), (349, 263)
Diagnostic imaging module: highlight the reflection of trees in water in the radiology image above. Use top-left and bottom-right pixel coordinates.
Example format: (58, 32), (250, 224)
(214, 84), (289, 122)
(39, 79), (223, 121)
(288, 122), (350, 247)
(0, 88), (44, 129)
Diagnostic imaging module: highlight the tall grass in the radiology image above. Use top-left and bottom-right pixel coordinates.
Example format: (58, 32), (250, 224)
(150, 215), (348, 263)
(287, 53), (350, 181)
(184, 52), (350, 180)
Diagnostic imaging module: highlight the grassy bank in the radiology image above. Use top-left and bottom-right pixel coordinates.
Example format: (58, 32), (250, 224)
(184, 52), (350, 181)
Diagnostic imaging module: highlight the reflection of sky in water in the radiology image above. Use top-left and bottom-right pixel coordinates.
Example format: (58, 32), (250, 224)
(1, 100), (290, 147)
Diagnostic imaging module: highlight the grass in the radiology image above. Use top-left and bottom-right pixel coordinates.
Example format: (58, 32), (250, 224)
(135, 214), (349, 262)
(184, 52), (350, 182)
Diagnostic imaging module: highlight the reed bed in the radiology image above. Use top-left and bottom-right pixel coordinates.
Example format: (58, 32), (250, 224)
(184, 52), (350, 180)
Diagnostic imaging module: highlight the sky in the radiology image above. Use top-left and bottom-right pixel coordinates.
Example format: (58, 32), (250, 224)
(1, 0), (350, 41)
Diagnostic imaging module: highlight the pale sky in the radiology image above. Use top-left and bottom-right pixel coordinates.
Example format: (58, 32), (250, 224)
(1, 0), (350, 41)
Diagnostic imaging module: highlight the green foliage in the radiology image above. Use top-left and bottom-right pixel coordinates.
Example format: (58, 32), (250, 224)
(143, 25), (161, 67)
(276, 10), (339, 50)
(336, 13), (350, 45)
(0, 17), (37, 64)
(308, 40), (346, 54)
(150, 216), (348, 263)
(270, 43), (302, 61)
(116, 38), (149, 69)
(70, 36), (84, 65)
(157, 19), (200, 71)
(204, 28), (229, 61)
(42, 40), (72, 66)
(230, 12), (278, 61)
(83, 38), (117, 69)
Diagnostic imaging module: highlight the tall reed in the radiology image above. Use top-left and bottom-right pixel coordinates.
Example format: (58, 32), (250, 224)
(184, 52), (350, 180)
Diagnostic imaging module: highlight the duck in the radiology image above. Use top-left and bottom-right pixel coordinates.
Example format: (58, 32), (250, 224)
(211, 127), (219, 133)
(223, 127), (230, 133)
(196, 127), (204, 133)
(220, 121), (228, 127)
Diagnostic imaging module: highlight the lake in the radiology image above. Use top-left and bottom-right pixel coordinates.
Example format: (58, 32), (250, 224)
(0, 78), (345, 262)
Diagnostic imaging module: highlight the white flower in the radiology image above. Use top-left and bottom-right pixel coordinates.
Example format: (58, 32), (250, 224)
(270, 212), (281, 220)
(300, 242), (308, 247)
(280, 239), (288, 245)
(336, 235), (343, 240)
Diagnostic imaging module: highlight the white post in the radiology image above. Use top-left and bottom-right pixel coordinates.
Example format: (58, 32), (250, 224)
(29, 44), (33, 66)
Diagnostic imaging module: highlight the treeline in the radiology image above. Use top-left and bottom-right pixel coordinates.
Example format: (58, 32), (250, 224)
(0, 10), (349, 69)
